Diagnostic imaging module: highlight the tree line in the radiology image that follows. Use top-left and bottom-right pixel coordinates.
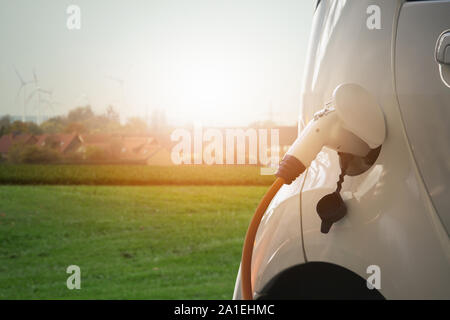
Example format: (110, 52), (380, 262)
(0, 105), (170, 164)
(0, 105), (153, 136)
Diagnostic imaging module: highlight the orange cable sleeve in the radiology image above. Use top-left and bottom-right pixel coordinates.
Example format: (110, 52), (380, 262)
(241, 177), (285, 300)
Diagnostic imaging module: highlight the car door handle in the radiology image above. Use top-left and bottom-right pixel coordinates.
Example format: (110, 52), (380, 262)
(436, 31), (450, 65)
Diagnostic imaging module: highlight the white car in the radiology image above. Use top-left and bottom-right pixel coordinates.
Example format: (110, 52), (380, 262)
(234, 0), (450, 299)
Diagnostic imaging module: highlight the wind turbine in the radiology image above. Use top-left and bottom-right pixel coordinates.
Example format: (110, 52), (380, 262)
(105, 64), (133, 113)
(13, 65), (36, 122)
(25, 68), (53, 124)
(105, 74), (127, 110)
(40, 90), (61, 120)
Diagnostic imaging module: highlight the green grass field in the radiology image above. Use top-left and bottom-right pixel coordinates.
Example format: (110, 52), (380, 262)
(0, 164), (275, 186)
(0, 184), (266, 299)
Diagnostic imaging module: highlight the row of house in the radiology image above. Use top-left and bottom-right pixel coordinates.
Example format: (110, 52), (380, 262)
(0, 126), (298, 165)
(0, 133), (172, 165)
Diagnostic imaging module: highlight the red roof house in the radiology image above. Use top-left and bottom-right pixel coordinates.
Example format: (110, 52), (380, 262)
(35, 133), (82, 154)
(0, 133), (38, 157)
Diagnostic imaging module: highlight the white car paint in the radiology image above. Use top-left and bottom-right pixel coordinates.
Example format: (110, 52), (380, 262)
(234, 0), (450, 300)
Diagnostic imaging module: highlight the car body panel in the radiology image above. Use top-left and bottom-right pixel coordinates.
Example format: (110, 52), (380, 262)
(395, 1), (450, 234)
(301, 0), (450, 299)
(234, 0), (450, 299)
(233, 175), (307, 299)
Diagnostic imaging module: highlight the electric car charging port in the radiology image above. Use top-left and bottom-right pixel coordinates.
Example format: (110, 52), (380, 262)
(241, 84), (386, 299)
(315, 146), (382, 233)
(338, 145), (382, 176)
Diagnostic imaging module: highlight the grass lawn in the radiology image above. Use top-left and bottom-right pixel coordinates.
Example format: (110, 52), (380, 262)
(0, 185), (266, 299)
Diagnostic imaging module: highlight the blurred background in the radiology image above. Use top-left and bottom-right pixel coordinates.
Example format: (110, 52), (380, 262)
(0, 0), (314, 127)
(0, 0), (315, 299)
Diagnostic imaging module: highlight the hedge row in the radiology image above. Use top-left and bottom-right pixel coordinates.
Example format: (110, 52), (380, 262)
(0, 164), (276, 186)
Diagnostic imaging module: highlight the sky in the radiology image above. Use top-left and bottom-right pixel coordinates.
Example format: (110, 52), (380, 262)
(0, 0), (315, 126)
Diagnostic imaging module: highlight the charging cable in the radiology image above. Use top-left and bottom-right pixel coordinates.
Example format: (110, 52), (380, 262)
(240, 83), (386, 300)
